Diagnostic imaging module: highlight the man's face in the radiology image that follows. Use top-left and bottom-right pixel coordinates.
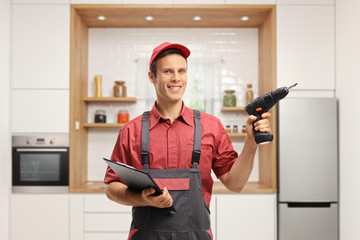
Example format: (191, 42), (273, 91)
(149, 53), (187, 104)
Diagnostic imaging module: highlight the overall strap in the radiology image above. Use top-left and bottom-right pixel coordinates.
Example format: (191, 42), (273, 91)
(141, 111), (150, 169)
(141, 110), (202, 169)
(192, 109), (202, 168)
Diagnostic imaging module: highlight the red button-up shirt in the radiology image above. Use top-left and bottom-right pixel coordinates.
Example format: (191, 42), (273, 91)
(104, 103), (238, 207)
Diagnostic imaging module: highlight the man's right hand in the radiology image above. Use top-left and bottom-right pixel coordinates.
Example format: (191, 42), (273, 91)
(142, 187), (173, 209)
(106, 182), (173, 209)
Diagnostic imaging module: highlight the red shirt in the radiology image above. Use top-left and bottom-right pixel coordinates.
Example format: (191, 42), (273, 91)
(104, 103), (238, 207)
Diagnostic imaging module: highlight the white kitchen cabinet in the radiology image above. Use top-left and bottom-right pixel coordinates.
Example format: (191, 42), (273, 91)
(122, 0), (172, 4)
(12, 0), (69, 4)
(277, 0), (334, 5)
(84, 233), (129, 240)
(10, 193), (69, 240)
(277, 5), (335, 91)
(70, 193), (218, 239)
(11, 4), (69, 89)
(11, 89), (69, 133)
(70, 0), (121, 3)
(70, 194), (133, 239)
(216, 194), (276, 240)
(173, 0), (224, 4)
(225, 0), (275, 4)
(69, 194), (276, 240)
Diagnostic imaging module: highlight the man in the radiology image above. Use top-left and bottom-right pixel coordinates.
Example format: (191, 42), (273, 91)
(104, 42), (271, 240)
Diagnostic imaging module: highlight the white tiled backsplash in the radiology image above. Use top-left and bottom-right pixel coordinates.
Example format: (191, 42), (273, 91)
(88, 28), (259, 182)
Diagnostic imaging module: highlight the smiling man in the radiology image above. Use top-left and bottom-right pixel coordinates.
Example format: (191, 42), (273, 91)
(104, 42), (272, 240)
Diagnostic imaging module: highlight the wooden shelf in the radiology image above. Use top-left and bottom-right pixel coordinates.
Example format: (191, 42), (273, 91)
(213, 181), (276, 194)
(84, 97), (137, 103)
(228, 133), (247, 137)
(83, 123), (125, 128)
(221, 107), (245, 112)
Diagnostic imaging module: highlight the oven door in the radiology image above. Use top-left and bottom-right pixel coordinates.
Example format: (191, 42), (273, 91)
(12, 147), (69, 188)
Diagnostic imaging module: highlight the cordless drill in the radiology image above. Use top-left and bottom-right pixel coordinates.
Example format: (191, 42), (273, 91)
(244, 83), (297, 144)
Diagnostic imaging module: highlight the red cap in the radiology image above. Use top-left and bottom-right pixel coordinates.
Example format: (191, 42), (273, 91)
(149, 42), (191, 68)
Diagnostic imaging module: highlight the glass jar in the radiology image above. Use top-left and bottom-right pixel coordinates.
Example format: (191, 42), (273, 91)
(225, 125), (231, 133)
(121, 82), (127, 97)
(118, 110), (129, 124)
(113, 81), (121, 97)
(246, 84), (254, 105)
(232, 125), (238, 133)
(242, 125), (247, 133)
(94, 109), (106, 123)
(223, 90), (236, 107)
(94, 75), (103, 97)
(113, 80), (126, 97)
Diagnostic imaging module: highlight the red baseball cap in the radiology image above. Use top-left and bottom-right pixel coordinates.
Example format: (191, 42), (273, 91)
(149, 42), (191, 68)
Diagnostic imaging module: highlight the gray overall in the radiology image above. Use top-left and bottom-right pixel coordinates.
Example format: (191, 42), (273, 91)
(127, 110), (213, 240)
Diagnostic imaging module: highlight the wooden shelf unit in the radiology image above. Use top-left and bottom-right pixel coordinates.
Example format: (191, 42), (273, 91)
(70, 4), (277, 194)
(221, 106), (245, 112)
(83, 123), (125, 128)
(228, 133), (247, 137)
(84, 97), (136, 103)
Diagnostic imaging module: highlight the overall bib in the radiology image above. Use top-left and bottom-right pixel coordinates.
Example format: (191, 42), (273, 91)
(127, 110), (213, 240)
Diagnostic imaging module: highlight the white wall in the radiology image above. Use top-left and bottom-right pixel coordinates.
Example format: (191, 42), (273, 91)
(335, 0), (360, 239)
(0, 0), (11, 239)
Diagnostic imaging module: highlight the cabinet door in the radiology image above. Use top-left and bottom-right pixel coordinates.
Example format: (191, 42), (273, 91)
(277, 5), (335, 90)
(216, 194), (276, 240)
(70, 194), (133, 239)
(10, 194), (69, 240)
(11, 5), (69, 89)
(11, 89), (69, 133)
(277, 0), (334, 4)
(224, 0), (276, 4)
(12, 0), (69, 3)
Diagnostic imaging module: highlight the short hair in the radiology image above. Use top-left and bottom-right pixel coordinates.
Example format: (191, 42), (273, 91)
(150, 48), (187, 77)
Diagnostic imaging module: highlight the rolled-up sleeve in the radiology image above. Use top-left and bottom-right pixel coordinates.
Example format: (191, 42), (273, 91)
(103, 126), (131, 184)
(211, 122), (238, 178)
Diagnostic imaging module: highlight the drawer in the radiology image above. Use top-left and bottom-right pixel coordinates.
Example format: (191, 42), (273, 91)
(84, 213), (132, 232)
(84, 232), (129, 240)
(84, 194), (132, 213)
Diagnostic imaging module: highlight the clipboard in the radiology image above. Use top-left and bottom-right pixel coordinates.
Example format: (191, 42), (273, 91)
(103, 158), (176, 212)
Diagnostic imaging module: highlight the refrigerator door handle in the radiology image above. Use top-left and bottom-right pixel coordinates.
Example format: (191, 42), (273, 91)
(284, 202), (335, 208)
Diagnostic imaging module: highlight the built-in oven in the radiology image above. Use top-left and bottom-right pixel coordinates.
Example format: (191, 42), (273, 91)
(12, 135), (69, 193)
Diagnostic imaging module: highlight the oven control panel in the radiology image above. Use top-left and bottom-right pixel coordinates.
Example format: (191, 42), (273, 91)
(12, 135), (69, 147)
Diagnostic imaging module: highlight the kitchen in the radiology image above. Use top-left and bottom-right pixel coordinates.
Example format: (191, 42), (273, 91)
(0, 0), (359, 240)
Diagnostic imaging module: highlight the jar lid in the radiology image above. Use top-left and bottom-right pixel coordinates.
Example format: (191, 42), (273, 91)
(247, 84), (252, 88)
(115, 80), (125, 85)
(118, 110), (128, 113)
(95, 109), (105, 114)
(224, 90), (235, 94)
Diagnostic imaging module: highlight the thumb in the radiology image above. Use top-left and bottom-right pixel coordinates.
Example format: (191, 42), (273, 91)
(247, 115), (257, 125)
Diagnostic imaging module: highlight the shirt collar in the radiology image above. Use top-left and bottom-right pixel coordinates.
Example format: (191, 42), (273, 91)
(149, 101), (194, 129)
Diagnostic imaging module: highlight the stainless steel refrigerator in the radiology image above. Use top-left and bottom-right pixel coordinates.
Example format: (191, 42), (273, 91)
(278, 98), (338, 240)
